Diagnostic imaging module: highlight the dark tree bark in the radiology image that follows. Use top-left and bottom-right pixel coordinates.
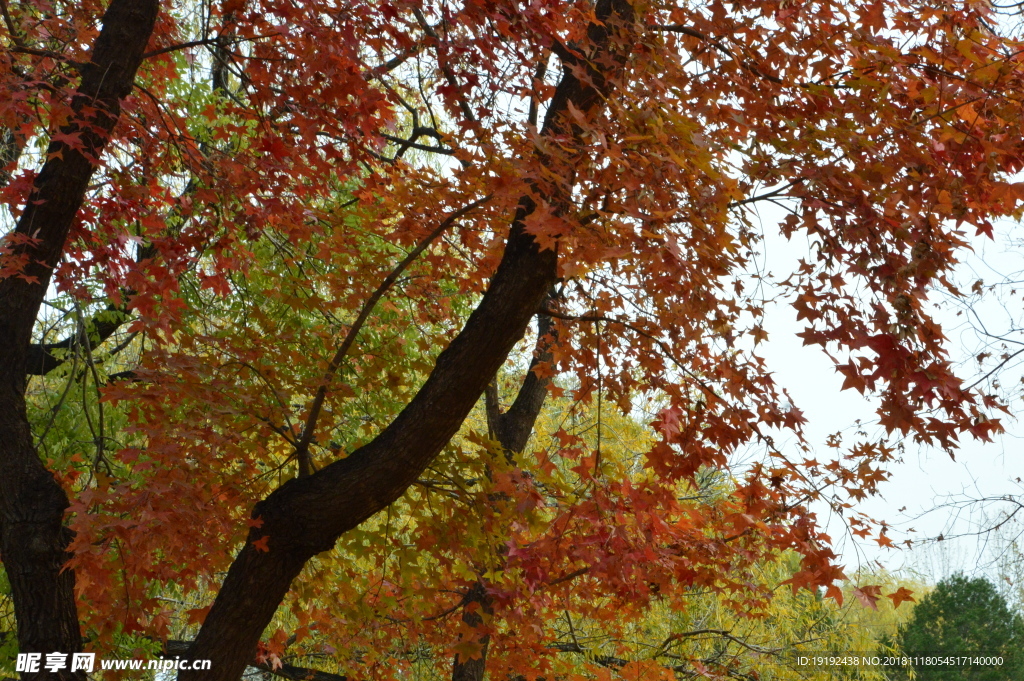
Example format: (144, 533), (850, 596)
(0, 0), (160, 678)
(0, 127), (24, 190)
(182, 2), (635, 678)
(183, 188), (559, 681)
(451, 581), (495, 681)
(25, 306), (131, 376)
(487, 310), (556, 455)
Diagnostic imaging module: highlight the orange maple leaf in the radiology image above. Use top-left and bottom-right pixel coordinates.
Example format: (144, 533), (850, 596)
(451, 640), (484, 662)
(853, 585), (882, 610)
(888, 587), (916, 608)
(186, 606), (211, 625)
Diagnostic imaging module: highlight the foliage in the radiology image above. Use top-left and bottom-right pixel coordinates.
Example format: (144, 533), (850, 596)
(839, 570), (925, 657)
(4, 0), (1024, 677)
(526, 557), (924, 681)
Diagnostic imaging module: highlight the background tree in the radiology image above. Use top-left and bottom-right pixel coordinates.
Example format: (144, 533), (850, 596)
(889, 574), (1024, 681)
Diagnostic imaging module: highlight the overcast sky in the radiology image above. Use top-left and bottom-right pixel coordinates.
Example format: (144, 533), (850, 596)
(748, 205), (1024, 587)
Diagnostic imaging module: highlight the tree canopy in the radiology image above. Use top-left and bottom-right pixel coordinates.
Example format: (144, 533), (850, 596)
(2, 0), (1024, 678)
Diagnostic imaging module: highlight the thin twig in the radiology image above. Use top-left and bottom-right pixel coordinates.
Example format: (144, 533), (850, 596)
(660, 628), (783, 656)
(412, 7), (478, 125)
(292, 195), (492, 476)
(728, 179), (805, 209)
(143, 38), (220, 59)
(0, 0), (19, 42)
(142, 32), (280, 60)
(964, 347), (1024, 392)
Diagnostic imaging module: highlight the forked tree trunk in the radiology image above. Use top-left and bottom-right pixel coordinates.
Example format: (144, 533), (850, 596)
(182, 2), (635, 678)
(452, 311), (555, 681)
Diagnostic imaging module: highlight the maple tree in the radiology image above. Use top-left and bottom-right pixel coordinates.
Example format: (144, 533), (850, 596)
(3, 0), (1024, 677)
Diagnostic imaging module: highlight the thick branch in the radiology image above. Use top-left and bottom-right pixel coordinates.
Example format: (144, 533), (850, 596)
(450, 582), (493, 681)
(452, 304), (556, 681)
(185, 178), (559, 681)
(292, 195), (491, 476)
(492, 309), (555, 454)
(549, 642), (629, 669)
(26, 306), (130, 376)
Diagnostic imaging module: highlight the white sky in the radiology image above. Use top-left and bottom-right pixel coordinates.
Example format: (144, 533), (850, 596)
(751, 204), (1024, 585)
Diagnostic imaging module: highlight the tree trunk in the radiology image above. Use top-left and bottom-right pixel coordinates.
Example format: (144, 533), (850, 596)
(184, 192), (559, 680)
(0, 0), (159, 677)
(451, 582), (494, 681)
(183, 2), (635, 678)
(454, 310), (555, 681)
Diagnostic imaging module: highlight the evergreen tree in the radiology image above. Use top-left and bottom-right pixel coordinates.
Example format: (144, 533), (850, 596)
(890, 574), (1024, 681)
